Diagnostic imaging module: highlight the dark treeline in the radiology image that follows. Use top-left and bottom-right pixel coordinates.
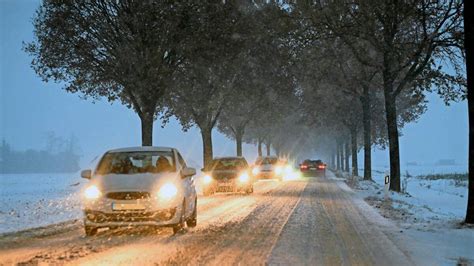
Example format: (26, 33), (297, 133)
(24, 1), (471, 222)
(0, 135), (80, 174)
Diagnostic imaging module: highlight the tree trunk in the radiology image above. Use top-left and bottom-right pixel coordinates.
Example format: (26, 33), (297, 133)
(257, 139), (263, 157)
(235, 129), (243, 157)
(384, 89), (401, 192)
(336, 141), (341, 170)
(200, 127), (213, 170)
(351, 127), (359, 177)
(464, 0), (474, 224)
(361, 86), (372, 180)
(140, 112), (154, 146)
(331, 149), (335, 169)
(340, 142), (345, 171)
(266, 142), (271, 156)
(344, 141), (350, 172)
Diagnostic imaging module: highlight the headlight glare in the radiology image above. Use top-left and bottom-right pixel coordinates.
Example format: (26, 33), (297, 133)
(275, 166), (283, 175)
(203, 175), (212, 184)
(84, 185), (101, 200)
(252, 167), (259, 175)
(284, 165), (293, 174)
(158, 183), (178, 200)
(239, 173), (249, 183)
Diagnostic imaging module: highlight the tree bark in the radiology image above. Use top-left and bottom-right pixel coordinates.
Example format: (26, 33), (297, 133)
(139, 112), (154, 146)
(266, 142), (271, 156)
(330, 148), (335, 169)
(235, 128), (244, 157)
(200, 127), (213, 170)
(464, 0), (474, 224)
(384, 89), (401, 192)
(344, 141), (350, 172)
(336, 141), (341, 170)
(257, 139), (263, 157)
(361, 86), (372, 180)
(351, 126), (359, 176)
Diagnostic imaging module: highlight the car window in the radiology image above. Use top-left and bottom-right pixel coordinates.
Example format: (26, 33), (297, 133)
(96, 151), (175, 175)
(177, 152), (187, 169)
(255, 157), (278, 165)
(211, 158), (245, 170)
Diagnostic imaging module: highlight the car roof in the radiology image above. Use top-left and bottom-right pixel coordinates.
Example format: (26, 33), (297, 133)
(213, 156), (246, 160)
(107, 146), (175, 153)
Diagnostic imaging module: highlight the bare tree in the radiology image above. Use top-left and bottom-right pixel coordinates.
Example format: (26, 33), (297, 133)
(314, 0), (465, 191)
(24, 1), (192, 146)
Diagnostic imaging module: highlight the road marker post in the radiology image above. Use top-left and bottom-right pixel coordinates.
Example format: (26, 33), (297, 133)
(384, 174), (390, 201)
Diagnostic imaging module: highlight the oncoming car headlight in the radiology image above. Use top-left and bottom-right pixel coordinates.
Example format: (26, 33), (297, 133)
(158, 183), (178, 201)
(84, 185), (101, 200)
(239, 172), (250, 183)
(275, 166), (283, 175)
(252, 167), (260, 175)
(203, 175), (212, 184)
(284, 165), (293, 174)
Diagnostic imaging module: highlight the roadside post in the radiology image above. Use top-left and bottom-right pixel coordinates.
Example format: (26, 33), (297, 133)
(384, 174), (390, 201)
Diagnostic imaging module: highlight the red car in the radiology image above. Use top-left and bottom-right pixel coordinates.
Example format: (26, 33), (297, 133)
(299, 159), (326, 177)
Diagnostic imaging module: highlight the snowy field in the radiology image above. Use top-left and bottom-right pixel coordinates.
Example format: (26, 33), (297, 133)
(340, 166), (473, 265)
(0, 173), (87, 234)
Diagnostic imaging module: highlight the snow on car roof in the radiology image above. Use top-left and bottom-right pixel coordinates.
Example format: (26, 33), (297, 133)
(107, 146), (174, 153)
(213, 156), (245, 160)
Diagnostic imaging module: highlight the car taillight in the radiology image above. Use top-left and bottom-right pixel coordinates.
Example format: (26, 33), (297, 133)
(300, 165), (308, 169)
(318, 165), (326, 169)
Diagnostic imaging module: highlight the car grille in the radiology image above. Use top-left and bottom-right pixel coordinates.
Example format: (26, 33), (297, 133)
(213, 173), (237, 180)
(85, 209), (176, 223)
(106, 192), (150, 200)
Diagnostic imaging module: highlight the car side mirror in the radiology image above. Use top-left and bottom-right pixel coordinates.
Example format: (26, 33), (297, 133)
(182, 167), (196, 178)
(81, 169), (92, 179)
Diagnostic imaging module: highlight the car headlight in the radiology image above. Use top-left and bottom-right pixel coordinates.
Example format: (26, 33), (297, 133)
(284, 165), (293, 174)
(252, 167), (259, 175)
(239, 172), (249, 183)
(203, 175), (212, 184)
(84, 185), (101, 200)
(158, 183), (178, 201)
(275, 166), (283, 175)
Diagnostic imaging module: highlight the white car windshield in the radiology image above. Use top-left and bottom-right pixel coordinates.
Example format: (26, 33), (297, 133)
(96, 151), (175, 175)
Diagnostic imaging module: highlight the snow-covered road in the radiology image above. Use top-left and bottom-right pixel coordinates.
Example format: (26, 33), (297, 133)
(0, 172), (413, 265)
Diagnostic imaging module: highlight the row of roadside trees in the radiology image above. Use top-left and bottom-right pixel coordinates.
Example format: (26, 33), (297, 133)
(26, 1), (471, 223)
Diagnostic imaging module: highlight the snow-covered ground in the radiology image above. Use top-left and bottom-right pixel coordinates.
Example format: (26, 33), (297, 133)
(339, 170), (473, 265)
(0, 173), (87, 234)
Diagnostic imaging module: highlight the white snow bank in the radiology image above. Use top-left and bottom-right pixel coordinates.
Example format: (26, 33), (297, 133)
(343, 174), (473, 265)
(0, 173), (86, 234)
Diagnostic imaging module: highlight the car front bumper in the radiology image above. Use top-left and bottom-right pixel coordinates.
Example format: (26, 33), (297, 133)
(82, 197), (183, 228)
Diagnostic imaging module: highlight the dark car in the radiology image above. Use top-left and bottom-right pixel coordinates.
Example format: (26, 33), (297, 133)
(201, 157), (254, 195)
(299, 159), (326, 177)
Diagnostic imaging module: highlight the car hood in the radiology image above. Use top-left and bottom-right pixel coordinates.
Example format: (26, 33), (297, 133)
(209, 169), (243, 179)
(92, 173), (178, 193)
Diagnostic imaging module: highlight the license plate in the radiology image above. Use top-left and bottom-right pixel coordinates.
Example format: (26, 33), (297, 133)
(112, 202), (145, 210)
(218, 181), (232, 186)
(310, 167), (316, 170)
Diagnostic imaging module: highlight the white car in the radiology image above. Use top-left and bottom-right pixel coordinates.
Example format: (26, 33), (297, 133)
(80, 147), (197, 236)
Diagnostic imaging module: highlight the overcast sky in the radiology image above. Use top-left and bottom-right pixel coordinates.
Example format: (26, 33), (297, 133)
(0, 0), (468, 170)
